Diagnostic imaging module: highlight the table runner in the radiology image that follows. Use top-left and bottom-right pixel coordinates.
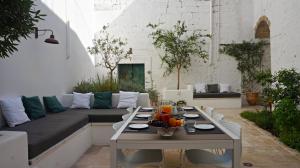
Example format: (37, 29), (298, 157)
(123, 124), (157, 134)
(138, 108), (154, 112)
(132, 116), (150, 121)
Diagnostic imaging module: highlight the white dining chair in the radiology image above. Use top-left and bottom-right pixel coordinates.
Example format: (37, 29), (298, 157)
(205, 107), (225, 122)
(205, 106), (214, 117)
(122, 113), (131, 120)
(183, 120), (241, 168)
(126, 107), (134, 113)
(112, 121), (164, 168)
(113, 121), (125, 131)
(213, 112), (225, 122)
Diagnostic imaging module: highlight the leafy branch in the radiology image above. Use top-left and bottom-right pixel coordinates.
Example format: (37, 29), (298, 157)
(0, 0), (45, 58)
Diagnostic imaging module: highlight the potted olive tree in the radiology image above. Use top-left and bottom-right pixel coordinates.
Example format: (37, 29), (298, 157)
(220, 40), (265, 105)
(88, 25), (133, 90)
(147, 20), (210, 90)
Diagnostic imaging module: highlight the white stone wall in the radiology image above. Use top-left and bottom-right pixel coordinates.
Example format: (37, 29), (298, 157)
(252, 0), (300, 73)
(3, 0), (298, 100)
(0, 0), (96, 97)
(94, 0), (242, 93)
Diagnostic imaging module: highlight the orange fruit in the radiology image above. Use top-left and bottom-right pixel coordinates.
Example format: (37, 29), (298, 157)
(154, 112), (161, 120)
(176, 120), (181, 127)
(168, 118), (177, 127)
(162, 105), (172, 113)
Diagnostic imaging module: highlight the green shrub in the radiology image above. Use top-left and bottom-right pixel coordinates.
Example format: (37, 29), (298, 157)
(273, 98), (300, 132)
(240, 111), (257, 122)
(255, 111), (274, 132)
(241, 110), (274, 132)
(73, 75), (119, 93)
(119, 79), (145, 93)
(272, 69), (300, 104)
(279, 129), (300, 152)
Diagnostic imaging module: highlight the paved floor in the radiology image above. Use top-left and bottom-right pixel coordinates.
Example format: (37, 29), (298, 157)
(72, 107), (300, 168)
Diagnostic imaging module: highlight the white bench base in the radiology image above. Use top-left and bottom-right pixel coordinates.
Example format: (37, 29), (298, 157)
(0, 131), (28, 168)
(191, 97), (242, 108)
(91, 123), (114, 146)
(30, 124), (92, 168)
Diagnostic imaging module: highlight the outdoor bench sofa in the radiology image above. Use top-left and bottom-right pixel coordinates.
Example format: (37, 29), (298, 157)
(193, 92), (241, 98)
(0, 93), (150, 168)
(193, 92), (241, 108)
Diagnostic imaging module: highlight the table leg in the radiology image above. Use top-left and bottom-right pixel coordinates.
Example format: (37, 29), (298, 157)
(110, 140), (117, 168)
(233, 139), (241, 168)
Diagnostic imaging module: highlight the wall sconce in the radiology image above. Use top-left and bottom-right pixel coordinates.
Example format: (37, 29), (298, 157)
(34, 27), (59, 44)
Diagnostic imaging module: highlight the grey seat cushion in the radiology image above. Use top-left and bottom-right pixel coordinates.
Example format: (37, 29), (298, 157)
(193, 92), (241, 98)
(0, 108), (128, 159)
(1, 110), (89, 159)
(70, 108), (128, 123)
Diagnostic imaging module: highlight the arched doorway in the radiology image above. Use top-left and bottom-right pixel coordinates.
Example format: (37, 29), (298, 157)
(255, 16), (271, 71)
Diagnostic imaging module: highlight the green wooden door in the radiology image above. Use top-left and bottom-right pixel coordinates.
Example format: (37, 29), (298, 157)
(118, 64), (145, 92)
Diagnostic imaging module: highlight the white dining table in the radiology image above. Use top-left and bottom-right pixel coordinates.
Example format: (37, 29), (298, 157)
(110, 106), (241, 168)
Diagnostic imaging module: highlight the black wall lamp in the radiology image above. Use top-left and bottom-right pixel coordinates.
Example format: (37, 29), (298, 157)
(34, 27), (59, 44)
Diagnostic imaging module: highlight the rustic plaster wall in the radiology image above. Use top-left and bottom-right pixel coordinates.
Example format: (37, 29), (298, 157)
(253, 0), (300, 73)
(94, 0), (241, 93)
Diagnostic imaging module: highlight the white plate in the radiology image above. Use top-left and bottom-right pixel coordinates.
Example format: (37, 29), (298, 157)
(142, 107), (154, 110)
(182, 106), (194, 110)
(136, 114), (152, 118)
(194, 124), (215, 130)
(183, 113), (199, 118)
(129, 124), (149, 130)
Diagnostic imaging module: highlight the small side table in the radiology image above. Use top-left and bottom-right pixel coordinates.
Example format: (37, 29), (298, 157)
(0, 131), (28, 168)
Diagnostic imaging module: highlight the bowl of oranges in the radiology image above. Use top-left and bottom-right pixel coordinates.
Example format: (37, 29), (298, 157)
(148, 105), (184, 136)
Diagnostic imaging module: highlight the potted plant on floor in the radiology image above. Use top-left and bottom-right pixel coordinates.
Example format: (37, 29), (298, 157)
(147, 21), (210, 90)
(256, 69), (273, 111)
(146, 70), (159, 106)
(220, 40), (265, 105)
(88, 25), (133, 90)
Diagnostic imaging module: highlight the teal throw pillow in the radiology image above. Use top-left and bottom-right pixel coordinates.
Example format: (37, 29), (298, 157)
(43, 96), (66, 113)
(22, 96), (46, 119)
(93, 92), (112, 109)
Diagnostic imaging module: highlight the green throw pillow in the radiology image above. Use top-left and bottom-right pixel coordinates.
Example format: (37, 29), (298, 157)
(43, 96), (65, 113)
(93, 92), (112, 109)
(22, 96), (46, 119)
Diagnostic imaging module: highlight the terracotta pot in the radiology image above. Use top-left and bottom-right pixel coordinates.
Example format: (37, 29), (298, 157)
(246, 92), (259, 106)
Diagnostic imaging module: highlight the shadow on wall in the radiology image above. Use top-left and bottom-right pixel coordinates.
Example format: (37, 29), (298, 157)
(0, 0), (96, 97)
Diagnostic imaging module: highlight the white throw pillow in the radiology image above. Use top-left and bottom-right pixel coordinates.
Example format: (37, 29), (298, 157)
(71, 92), (93, 109)
(0, 97), (30, 127)
(117, 91), (139, 108)
(220, 83), (231, 93)
(194, 83), (206, 93)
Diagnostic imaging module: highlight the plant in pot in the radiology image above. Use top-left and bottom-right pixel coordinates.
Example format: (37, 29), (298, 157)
(88, 25), (133, 90)
(147, 21), (210, 90)
(256, 69), (273, 112)
(220, 40), (265, 105)
(146, 70), (159, 106)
